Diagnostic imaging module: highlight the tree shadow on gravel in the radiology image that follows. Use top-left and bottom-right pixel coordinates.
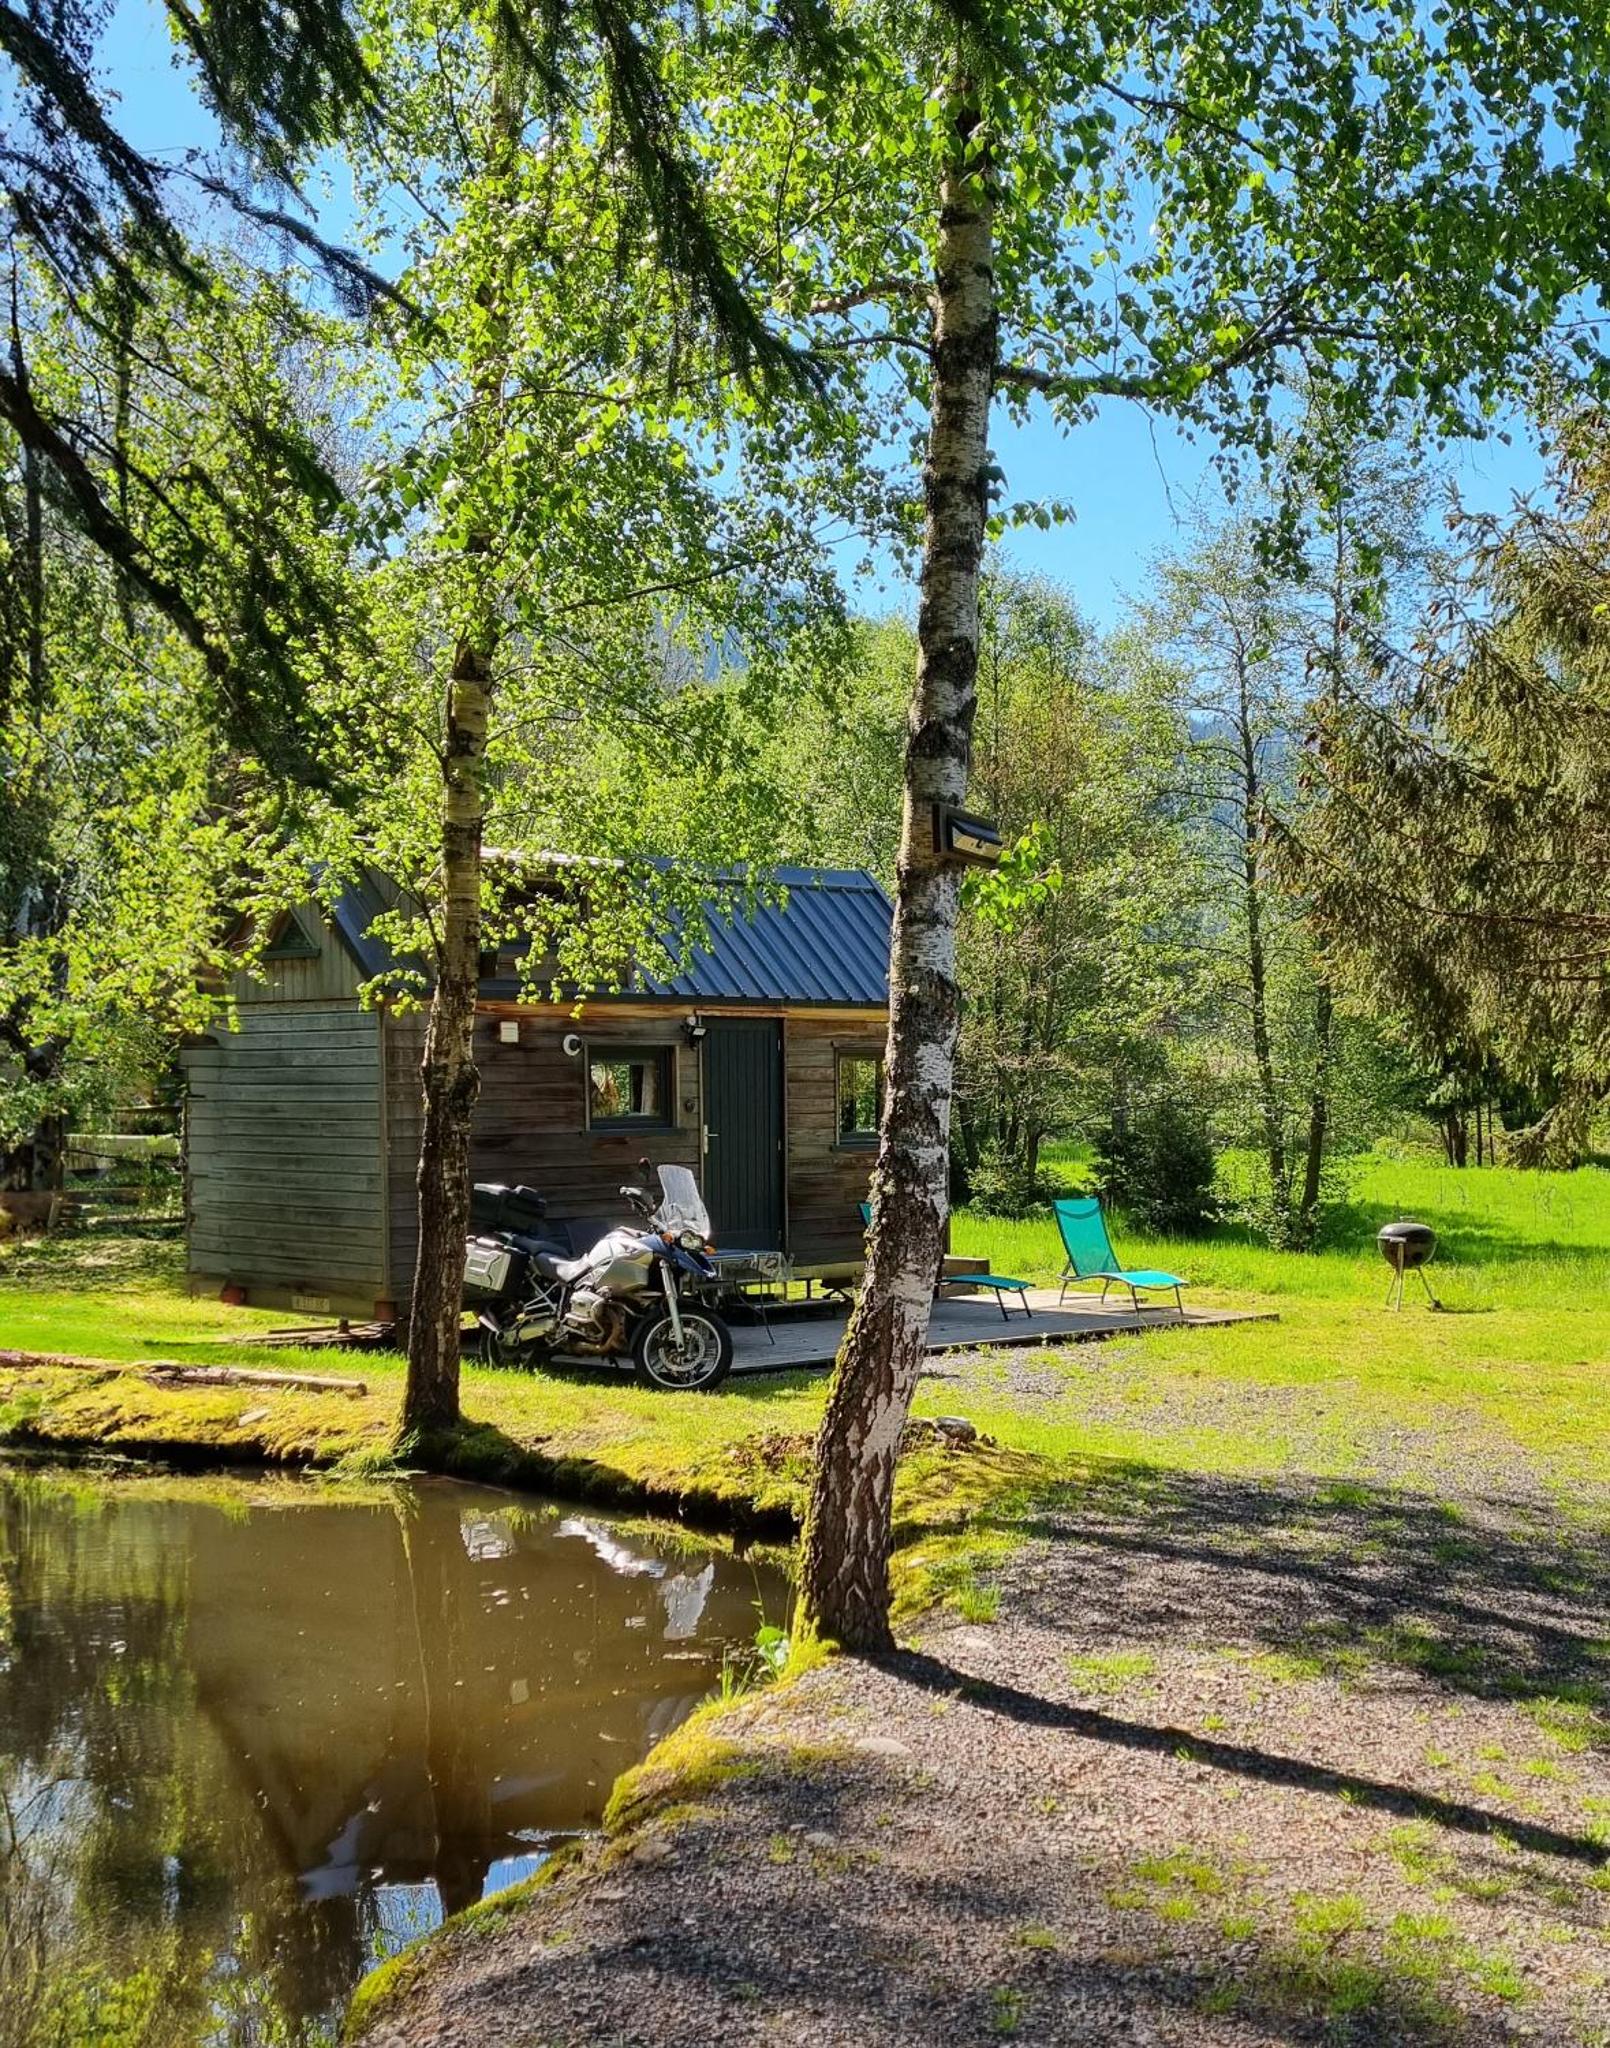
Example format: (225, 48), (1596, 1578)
(583, 1761), (1517, 2047)
(884, 1648), (1608, 1870)
(1007, 1461), (1610, 1716)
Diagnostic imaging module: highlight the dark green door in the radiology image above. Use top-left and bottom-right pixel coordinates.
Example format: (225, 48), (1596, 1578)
(702, 1020), (784, 1250)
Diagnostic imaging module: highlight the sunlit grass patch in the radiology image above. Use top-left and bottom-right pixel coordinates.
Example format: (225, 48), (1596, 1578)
(1066, 1648), (1158, 1697)
(1524, 1696), (1610, 1754)
(1236, 1647), (1329, 1686)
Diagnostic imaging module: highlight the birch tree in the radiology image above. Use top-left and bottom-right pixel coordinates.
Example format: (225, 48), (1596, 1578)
(699, 0), (1610, 1648)
(325, 0), (855, 1437)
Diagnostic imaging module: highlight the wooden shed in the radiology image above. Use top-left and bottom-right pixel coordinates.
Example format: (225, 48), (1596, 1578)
(182, 866), (892, 1319)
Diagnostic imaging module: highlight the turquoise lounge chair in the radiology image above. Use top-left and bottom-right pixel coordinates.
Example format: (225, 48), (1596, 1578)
(859, 1202), (1033, 1321)
(1053, 1197), (1186, 1317)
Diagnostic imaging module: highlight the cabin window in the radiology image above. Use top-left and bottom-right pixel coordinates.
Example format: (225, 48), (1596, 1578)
(836, 1052), (884, 1145)
(588, 1046), (673, 1129)
(262, 908), (322, 960)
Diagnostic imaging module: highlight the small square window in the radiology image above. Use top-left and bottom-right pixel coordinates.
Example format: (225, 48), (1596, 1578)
(589, 1046), (672, 1129)
(836, 1052), (884, 1145)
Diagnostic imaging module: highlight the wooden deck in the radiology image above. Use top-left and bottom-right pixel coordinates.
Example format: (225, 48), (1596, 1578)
(728, 1288), (1275, 1375)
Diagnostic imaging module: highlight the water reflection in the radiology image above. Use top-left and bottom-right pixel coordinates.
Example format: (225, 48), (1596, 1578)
(0, 1464), (785, 2044)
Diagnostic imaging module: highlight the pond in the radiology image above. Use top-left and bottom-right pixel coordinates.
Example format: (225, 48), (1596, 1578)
(0, 1460), (789, 2045)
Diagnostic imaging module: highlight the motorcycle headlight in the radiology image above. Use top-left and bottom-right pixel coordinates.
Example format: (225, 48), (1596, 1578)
(679, 1230), (704, 1251)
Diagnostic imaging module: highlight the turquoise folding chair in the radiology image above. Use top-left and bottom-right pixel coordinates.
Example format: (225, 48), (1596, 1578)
(1053, 1197), (1186, 1317)
(859, 1201), (1034, 1320)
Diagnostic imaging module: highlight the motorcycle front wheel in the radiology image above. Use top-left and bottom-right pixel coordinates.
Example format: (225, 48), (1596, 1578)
(630, 1306), (733, 1392)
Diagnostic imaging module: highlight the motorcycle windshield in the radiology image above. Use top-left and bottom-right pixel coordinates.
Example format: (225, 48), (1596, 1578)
(653, 1164), (712, 1241)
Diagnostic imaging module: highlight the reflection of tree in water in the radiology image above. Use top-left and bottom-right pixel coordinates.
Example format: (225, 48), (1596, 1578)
(398, 1490), (495, 1921)
(0, 1469), (782, 2046)
(0, 1473), (332, 2045)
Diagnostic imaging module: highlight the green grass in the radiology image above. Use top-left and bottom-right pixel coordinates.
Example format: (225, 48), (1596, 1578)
(956, 1151), (1610, 1309)
(0, 1227), (829, 1518)
(1067, 1648), (1158, 1696)
(14, 1159), (1604, 2046)
(951, 1153), (1610, 1499)
(4, 1150), (1610, 1533)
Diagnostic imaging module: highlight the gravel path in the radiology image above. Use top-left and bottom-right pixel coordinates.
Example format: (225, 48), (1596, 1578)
(359, 1386), (1610, 2047)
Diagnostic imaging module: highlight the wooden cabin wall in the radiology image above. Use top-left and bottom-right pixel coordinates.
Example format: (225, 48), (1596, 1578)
(184, 1001), (387, 1316)
(385, 1007), (702, 1288)
(382, 1004), (886, 1291)
(225, 931), (365, 1006)
(784, 1018), (882, 1270)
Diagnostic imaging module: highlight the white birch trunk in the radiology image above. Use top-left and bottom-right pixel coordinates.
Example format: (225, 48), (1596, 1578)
(399, 32), (519, 1442)
(401, 646), (489, 1440)
(800, 83), (997, 1651)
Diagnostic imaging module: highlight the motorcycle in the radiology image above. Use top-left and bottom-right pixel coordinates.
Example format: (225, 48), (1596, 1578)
(463, 1163), (733, 1392)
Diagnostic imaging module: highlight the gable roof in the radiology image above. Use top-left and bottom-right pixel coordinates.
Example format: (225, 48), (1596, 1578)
(634, 867), (892, 1007)
(322, 863), (892, 1010)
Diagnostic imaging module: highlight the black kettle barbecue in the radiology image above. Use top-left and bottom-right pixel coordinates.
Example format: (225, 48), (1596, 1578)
(1378, 1218), (1440, 1310)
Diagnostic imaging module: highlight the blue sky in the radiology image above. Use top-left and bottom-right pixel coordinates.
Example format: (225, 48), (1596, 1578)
(99, 0), (1548, 629)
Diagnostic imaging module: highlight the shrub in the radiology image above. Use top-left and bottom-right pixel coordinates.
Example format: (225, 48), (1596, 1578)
(1093, 1099), (1217, 1236)
(964, 1149), (1063, 1218)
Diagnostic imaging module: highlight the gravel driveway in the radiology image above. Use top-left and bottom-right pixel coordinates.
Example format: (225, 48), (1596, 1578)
(357, 1410), (1610, 2048)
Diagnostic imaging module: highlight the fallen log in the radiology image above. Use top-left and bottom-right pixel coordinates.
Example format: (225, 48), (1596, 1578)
(145, 1364), (368, 1397)
(0, 1348), (367, 1396)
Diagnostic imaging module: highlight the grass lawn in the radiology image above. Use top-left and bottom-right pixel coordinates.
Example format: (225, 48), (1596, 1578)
(2, 1152), (1608, 1526)
(954, 1153), (1610, 1503)
(11, 1158), (1610, 2041)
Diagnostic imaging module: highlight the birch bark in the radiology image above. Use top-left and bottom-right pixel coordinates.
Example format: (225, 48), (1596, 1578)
(402, 641), (491, 1437)
(399, 35), (520, 1441)
(800, 85), (996, 1651)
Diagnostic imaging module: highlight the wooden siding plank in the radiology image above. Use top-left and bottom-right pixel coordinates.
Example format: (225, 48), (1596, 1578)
(184, 996), (385, 1303)
(190, 1167), (385, 1193)
(192, 1216), (382, 1248)
(184, 1048), (383, 1073)
(188, 1245), (383, 1277)
(186, 1125), (380, 1149)
(208, 1005), (379, 1033)
(186, 1063), (384, 1087)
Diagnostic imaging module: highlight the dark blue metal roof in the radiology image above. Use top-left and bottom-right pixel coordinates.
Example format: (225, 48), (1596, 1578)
(324, 862), (892, 1009)
(636, 867), (891, 1007)
(328, 871), (407, 984)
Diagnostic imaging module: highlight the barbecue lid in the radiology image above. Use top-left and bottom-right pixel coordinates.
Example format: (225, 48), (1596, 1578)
(1377, 1219), (1437, 1264)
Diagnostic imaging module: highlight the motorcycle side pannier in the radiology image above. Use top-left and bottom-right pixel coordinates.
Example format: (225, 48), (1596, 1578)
(464, 1236), (524, 1303)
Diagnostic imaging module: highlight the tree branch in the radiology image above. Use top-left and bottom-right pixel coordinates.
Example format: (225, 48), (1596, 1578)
(0, 362), (222, 678)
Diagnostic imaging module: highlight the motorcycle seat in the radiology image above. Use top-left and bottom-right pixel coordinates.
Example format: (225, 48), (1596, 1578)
(529, 1248), (590, 1283)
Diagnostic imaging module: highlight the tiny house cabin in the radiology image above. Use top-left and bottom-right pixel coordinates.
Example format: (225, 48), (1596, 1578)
(182, 867), (892, 1319)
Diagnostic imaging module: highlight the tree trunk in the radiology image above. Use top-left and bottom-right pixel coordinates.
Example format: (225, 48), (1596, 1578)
(402, 648), (490, 1440)
(1294, 980), (1333, 1248)
(0, 1109), (64, 1192)
(399, 1495), (494, 1919)
(399, 28), (520, 1444)
(801, 84), (995, 1653)
(1239, 707), (1287, 1238)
